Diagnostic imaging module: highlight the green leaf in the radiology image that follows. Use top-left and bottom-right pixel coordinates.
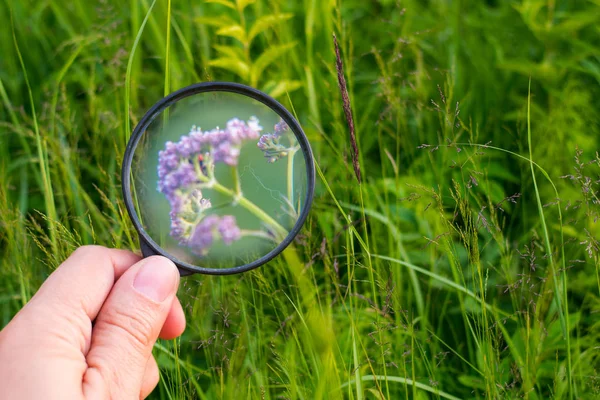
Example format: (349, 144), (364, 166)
(251, 42), (296, 84)
(248, 13), (293, 43)
(207, 58), (250, 81)
(263, 80), (302, 98)
(553, 11), (600, 34)
(204, 0), (236, 9)
(213, 45), (245, 60)
(195, 15), (236, 28)
(366, 388), (385, 400)
(457, 375), (486, 390)
(236, 0), (256, 10)
(216, 25), (247, 44)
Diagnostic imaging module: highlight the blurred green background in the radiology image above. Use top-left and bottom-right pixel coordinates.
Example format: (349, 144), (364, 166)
(1, 0), (600, 398)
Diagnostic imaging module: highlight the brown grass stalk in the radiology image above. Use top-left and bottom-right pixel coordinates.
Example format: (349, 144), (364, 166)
(333, 33), (362, 184)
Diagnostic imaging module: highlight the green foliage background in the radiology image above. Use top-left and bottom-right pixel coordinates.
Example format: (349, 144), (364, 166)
(2, 0), (600, 398)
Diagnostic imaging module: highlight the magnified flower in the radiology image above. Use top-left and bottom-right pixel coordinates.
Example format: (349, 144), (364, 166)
(166, 189), (212, 243)
(218, 215), (242, 244)
(257, 134), (289, 163)
(257, 119), (294, 163)
(187, 215), (242, 256)
(157, 117), (262, 254)
(247, 116), (263, 133)
(274, 120), (289, 135)
(158, 117), (261, 184)
(188, 215), (220, 255)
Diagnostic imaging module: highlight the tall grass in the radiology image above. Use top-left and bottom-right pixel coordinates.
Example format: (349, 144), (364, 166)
(2, 0), (600, 398)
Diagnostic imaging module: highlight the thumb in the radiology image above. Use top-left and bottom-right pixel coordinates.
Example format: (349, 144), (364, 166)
(82, 256), (180, 399)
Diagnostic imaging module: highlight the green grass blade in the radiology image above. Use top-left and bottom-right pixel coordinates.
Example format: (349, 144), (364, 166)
(527, 79), (573, 397)
(10, 9), (58, 261)
(341, 375), (461, 400)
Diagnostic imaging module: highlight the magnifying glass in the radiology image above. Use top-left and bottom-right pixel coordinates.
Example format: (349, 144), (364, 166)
(122, 82), (315, 275)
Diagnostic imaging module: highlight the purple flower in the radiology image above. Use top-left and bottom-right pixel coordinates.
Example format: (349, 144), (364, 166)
(188, 215), (220, 254)
(256, 119), (295, 162)
(213, 142), (241, 166)
(157, 117), (258, 252)
(170, 219), (185, 240)
(274, 120), (289, 135)
(157, 117), (262, 193)
(218, 216), (241, 244)
(190, 190), (212, 214)
(167, 194), (183, 215)
(186, 214), (242, 255)
(177, 135), (201, 157)
(257, 131), (290, 163)
(247, 116), (263, 134)
(175, 163), (197, 186)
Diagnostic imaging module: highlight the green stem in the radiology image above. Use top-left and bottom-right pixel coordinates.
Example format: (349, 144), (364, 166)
(240, 229), (278, 243)
(232, 165), (242, 197)
(213, 180), (287, 240)
(192, 159), (288, 240)
(287, 148), (297, 207)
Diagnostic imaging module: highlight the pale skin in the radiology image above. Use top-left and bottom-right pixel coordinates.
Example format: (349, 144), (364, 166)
(0, 246), (187, 399)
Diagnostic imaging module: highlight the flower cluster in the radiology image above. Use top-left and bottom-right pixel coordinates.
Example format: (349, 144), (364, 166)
(257, 119), (292, 163)
(167, 189), (211, 242)
(274, 119), (289, 135)
(157, 117), (262, 255)
(187, 214), (242, 256)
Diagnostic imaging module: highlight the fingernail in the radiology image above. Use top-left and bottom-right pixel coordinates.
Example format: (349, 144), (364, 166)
(133, 257), (178, 302)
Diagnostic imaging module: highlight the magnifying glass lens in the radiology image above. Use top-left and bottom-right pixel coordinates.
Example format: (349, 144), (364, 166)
(128, 88), (311, 273)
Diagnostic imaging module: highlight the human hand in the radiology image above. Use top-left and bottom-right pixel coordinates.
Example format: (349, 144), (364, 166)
(0, 245), (186, 399)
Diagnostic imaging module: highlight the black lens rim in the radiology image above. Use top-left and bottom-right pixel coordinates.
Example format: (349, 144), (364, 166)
(122, 82), (315, 275)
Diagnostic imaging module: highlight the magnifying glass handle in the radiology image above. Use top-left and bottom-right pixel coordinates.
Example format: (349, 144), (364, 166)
(139, 236), (194, 277)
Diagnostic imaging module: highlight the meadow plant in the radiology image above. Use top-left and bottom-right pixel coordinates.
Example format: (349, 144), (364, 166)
(257, 120), (295, 163)
(3, 0), (600, 398)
